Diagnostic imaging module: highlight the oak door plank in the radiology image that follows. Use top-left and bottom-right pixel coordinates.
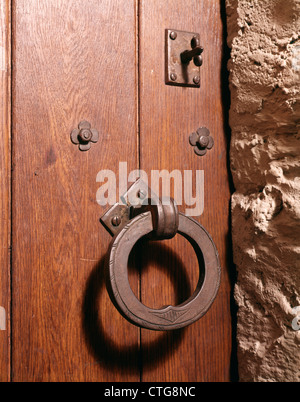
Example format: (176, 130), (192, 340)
(12, 0), (139, 381)
(0, 0), (11, 383)
(139, 0), (232, 381)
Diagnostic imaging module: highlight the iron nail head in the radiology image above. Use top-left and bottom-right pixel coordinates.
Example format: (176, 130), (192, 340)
(170, 31), (177, 40)
(193, 76), (200, 85)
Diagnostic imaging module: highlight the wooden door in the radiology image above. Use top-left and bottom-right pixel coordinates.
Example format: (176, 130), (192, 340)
(1, 0), (234, 382)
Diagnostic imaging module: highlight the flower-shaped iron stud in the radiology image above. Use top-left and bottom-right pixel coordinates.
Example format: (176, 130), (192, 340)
(189, 127), (214, 156)
(71, 121), (99, 151)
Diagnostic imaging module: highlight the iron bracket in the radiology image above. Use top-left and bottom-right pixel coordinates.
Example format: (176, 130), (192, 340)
(165, 29), (203, 88)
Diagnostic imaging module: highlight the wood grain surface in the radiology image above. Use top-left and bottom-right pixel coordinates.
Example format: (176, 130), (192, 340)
(12, 0), (139, 381)
(138, 0), (232, 381)
(0, 0), (11, 383)
(8, 0), (233, 382)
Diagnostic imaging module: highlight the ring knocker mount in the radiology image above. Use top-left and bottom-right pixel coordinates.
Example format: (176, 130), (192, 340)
(100, 179), (221, 331)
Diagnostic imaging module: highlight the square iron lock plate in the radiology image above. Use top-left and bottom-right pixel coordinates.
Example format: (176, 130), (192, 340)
(165, 29), (203, 88)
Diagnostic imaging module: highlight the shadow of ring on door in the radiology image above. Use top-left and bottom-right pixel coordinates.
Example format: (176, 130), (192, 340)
(82, 241), (191, 374)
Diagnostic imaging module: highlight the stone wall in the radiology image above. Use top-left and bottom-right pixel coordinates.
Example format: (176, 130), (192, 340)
(226, 0), (300, 381)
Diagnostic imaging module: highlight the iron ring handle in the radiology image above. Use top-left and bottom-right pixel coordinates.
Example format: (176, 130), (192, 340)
(105, 211), (221, 331)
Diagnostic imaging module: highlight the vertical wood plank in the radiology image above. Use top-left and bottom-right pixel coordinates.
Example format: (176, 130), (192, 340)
(139, 0), (232, 381)
(12, 0), (139, 381)
(0, 0), (11, 383)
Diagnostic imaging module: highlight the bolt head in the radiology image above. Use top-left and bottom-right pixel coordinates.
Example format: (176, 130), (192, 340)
(137, 189), (147, 200)
(79, 129), (92, 143)
(111, 216), (121, 227)
(170, 73), (177, 82)
(197, 135), (209, 149)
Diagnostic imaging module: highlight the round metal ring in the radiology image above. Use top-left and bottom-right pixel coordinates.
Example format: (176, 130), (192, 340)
(105, 211), (221, 331)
